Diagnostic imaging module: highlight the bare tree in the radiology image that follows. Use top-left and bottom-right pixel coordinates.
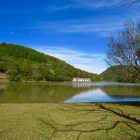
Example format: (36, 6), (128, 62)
(106, 21), (140, 81)
(120, 0), (140, 6)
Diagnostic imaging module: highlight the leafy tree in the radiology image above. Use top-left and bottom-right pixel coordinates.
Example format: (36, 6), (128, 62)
(7, 64), (22, 82)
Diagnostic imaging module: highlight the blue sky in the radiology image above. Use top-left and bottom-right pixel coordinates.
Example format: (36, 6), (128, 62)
(0, 0), (140, 74)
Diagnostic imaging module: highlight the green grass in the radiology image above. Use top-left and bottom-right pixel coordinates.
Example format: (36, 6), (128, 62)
(0, 103), (140, 140)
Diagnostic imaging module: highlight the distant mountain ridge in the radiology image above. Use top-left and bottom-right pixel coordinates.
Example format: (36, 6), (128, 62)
(0, 43), (98, 81)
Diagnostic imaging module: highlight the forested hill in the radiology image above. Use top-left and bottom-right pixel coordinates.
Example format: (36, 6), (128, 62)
(100, 65), (140, 83)
(0, 43), (98, 81)
(100, 66), (125, 82)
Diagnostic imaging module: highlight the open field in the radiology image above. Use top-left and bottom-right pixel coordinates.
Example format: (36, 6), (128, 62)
(0, 103), (140, 140)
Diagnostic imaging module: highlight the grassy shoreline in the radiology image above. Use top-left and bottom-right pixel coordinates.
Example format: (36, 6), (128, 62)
(1, 79), (140, 84)
(0, 103), (140, 140)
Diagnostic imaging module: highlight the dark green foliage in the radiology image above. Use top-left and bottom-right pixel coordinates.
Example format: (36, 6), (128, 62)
(0, 43), (98, 82)
(100, 66), (124, 82)
(100, 65), (140, 83)
(7, 62), (22, 82)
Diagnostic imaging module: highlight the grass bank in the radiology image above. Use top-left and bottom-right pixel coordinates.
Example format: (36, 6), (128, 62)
(0, 103), (140, 140)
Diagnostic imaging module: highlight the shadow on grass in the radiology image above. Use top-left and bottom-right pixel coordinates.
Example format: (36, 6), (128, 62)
(38, 103), (140, 140)
(97, 104), (140, 124)
(112, 102), (140, 106)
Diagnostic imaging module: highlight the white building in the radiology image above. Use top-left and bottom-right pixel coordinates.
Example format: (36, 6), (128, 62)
(72, 77), (91, 82)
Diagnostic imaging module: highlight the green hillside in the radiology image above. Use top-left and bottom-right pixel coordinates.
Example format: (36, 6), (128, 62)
(100, 66), (124, 82)
(0, 43), (98, 82)
(100, 65), (140, 83)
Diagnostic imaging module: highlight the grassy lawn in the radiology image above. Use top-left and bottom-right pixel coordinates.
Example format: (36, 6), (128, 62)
(0, 103), (140, 140)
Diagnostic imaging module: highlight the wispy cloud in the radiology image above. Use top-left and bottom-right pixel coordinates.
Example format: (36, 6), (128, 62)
(34, 46), (108, 74)
(37, 20), (123, 37)
(46, 4), (78, 12)
(46, 0), (123, 12)
(2, 9), (139, 37)
(34, 9), (140, 36)
(75, 0), (122, 8)
(53, 23), (122, 34)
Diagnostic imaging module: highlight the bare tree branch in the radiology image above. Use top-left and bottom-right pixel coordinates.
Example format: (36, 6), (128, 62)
(120, 0), (140, 7)
(106, 21), (140, 82)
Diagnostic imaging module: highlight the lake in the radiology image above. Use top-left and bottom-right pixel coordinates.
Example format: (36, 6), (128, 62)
(0, 82), (140, 103)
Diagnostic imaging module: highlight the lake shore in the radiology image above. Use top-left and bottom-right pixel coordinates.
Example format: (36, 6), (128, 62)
(0, 79), (140, 85)
(0, 103), (140, 140)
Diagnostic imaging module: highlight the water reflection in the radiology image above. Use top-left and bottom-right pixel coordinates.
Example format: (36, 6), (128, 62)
(65, 88), (140, 103)
(72, 82), (92, 88)
(0, 82), (92, 103)
(0, 82), (140, 103)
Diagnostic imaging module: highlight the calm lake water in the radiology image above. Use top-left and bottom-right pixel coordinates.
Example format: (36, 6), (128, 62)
(0, 82), (140, 103)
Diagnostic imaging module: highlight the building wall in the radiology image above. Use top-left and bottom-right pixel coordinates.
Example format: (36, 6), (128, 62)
(72, 78), (91, 82)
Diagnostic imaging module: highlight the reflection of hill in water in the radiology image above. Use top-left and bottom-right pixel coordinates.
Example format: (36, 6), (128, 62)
(1, 83), (140, 103)
(0, 83), (94, 103)
(100, 86), (140, 97)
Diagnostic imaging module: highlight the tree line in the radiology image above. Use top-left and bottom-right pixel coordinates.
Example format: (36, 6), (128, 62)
(0, 43), (99, 82)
